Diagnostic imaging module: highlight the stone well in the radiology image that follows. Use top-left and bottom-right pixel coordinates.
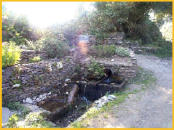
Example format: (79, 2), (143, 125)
(91, 50), (137, 79)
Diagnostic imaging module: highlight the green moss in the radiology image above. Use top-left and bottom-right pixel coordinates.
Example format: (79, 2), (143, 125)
(29, 56), (41, 63)
(71, 121), (87, 128)
(129, 67), (156, 86)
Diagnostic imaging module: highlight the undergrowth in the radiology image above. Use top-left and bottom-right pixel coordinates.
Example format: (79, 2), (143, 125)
(2, 42), (21, 68)
(29, 56), (41, 63)
(90, 45), (130, 57)
(5, 102), (31, 118)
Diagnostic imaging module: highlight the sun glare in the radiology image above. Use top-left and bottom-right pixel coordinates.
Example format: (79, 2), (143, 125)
(3, 2), (94, 28)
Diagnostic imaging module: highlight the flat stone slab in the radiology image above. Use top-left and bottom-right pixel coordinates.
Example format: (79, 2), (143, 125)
(2, 107), (14, 126)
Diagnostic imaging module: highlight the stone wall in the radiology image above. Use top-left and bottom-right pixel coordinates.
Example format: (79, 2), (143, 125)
(74, 32), (125, 45)
(104, 32), (125, 45)
(95, 50), (137, 79)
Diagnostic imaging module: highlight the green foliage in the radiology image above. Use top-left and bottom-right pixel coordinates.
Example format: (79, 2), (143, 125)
(90, 45), (116, 57)
(87, 2), (171, 44)
(42, 36), (70, 58)
(115, 46), (130, 57)
(6, 111), (53, 128)
(30, 56), (41, 63)
(2, 7), (41, 45)
(5, 102), (31, 117)
(24, 112), (54, 128)
(90, 45), (130, 57)
(6, 114), (19, 128)
(2, 42), (21, 68)
(87, 60), (105, 79)
(153, 40), (172, 58)
(6, 102), (22, 110)
(2, 15), (28, 45)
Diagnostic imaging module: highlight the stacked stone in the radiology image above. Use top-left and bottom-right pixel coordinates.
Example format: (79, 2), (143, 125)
(95, 50), (137, 79)
(20, 50), (47, 64)
(118, 50), (137, 79)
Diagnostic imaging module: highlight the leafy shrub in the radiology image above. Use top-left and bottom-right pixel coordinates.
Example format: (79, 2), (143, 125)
(30, 56), (41, 63)
(6, 114), (19, 128)
(42, 37), (70, 58)
(2, 8), (41, 45)
(87, 2), (171, 44)
(90, 44), (130, 57)
(24, 112), (54, 128)
(153, 40), (172, 58)
(86, 60), (105, 80)
(90, 45), (116, 57)
(2, 42), (21, 68)
(6, 102), (21, 110)
(5, 102), (30, 116)
(115, 47), (130, 57)
(26, 39), (44, 51)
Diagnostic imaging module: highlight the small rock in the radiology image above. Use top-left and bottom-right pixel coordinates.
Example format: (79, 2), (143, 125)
(94, 100), (100, 104)
(43, 93), (47, 97)
(65, 78), (71, 83)
(102, 96), (108, 101)
(111, 59), (115, 62)
(36, 98), (41, 102)
(46, 63), (52, 72)
(107, 95), (116, 100)
(12, 84), (20, 88)
(39, 101), (45, 105)
(2, 107), (14, 126)
(39, 95), (43, 99)
(128, 94), (134, 98)
(57, 62), (63, 69)
(97, 103), (103, 108)
(33, 96), (37, 100)
(16, 121), (25, 127)
(25, 98), (33, 104)
(23, 99), (26, 103)
(66, 92), (69, 95)
(48, 92), (51, 95)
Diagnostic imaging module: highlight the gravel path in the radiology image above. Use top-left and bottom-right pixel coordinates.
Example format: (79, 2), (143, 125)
(87, 54), (172, 128)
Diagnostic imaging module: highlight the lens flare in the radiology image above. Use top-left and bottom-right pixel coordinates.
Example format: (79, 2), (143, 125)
(77, 41), (88, 55)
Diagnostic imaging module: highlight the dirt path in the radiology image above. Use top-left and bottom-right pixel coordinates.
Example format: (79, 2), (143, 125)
(87, 54), (172, 128)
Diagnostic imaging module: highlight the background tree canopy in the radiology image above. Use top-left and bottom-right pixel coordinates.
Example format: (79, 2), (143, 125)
(2, 6), (41, 45)
(2, 2), (172, 57)
(82, 2), (172, 44)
